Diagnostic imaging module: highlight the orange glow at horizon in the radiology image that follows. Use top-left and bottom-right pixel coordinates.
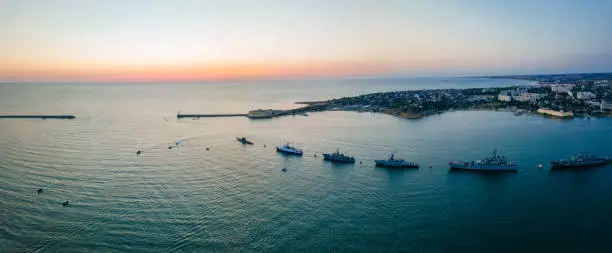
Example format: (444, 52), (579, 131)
(0, 56), (502, 82)
(0, 61), (413, 82)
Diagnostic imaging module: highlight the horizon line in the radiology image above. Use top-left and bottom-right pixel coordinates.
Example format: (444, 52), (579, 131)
(1, 71), (611, 84)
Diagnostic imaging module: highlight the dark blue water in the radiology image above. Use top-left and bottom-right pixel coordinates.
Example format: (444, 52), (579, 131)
(1, 78), (612, 252)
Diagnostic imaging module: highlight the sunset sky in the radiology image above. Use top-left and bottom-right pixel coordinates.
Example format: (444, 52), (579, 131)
(1, 0), (611, 82)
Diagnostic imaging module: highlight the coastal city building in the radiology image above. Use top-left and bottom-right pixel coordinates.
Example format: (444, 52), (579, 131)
(468, 95), (495, 102)
(586, 101), (601, 108)
(575, 91), (596, 100)
(513, 93), (548, 103)
(551, 83), (575, 93)
(601, 101), (612, 110)
(497, 94), (512, 102)
(594, 80), (609, 85)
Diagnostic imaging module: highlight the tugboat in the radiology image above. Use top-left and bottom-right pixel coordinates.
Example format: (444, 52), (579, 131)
(323, 148), (355, 163)
(551, 153), (611, 169)
(236, 137), (254, 145)
(375, 153), (419, 168)
(276, 143), (303, 156)
(449, 150), (518, 172)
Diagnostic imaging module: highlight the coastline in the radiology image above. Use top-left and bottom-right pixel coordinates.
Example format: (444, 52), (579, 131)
(291, 75), (611, 121)
(297, 102), (612, 121)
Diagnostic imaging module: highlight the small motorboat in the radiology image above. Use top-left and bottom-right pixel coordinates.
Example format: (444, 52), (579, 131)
(236, 137), (254, 145)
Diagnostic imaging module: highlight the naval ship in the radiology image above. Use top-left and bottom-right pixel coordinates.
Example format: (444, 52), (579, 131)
(551, 153), (611, 169)
(449, 150), (518, 172)
(276, 143), (303, 156)
(375, 154), (419, 168)
(323, 149), (355, 163)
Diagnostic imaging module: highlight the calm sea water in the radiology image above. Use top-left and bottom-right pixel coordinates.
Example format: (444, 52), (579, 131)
(1, 78), (612, 252)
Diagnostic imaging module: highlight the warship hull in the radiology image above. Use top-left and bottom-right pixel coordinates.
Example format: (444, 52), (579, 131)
(551, 159), (611, 169)
(375, 160), (419, 168)
(449, 161), (518, 172)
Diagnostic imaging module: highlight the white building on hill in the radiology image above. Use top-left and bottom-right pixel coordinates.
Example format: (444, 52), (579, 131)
(513, 93), (548, 103)
(498, 94), (512, 102)
(551, 83), (575, 93)
(576, 92), (596, 100)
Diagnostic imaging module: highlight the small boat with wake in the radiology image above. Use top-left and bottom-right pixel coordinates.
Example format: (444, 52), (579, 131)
(236, 137), (254, 145)
(375, 153), (419, 168)
(551, 153), (612, 169)
(276, 143), (303, 156)
(323, 148), (355, 163)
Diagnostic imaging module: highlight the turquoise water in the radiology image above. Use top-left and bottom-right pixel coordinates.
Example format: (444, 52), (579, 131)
(1, 78), (612, 252)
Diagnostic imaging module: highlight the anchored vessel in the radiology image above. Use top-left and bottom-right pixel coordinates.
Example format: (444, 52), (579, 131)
(236, 137), (254, 145)
(323, 148), (355, 163)
(375, 153), (419, 168)
(551, 153), (612, 169)
(449, 150), (518, 172)
(276, 143), (303, 156)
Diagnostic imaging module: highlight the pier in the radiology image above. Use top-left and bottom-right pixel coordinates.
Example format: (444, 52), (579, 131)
(0, 115), (76, 119)
(177, 105), (315, 119)
(177, 113), (247, 118)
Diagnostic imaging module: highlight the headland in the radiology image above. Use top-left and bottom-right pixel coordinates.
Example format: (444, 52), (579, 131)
(296, 73), (612, 120)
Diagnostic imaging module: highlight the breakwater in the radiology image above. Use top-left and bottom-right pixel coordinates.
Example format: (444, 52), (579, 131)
(0, 115), (76, 119)
(177, 113), (248, 118)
